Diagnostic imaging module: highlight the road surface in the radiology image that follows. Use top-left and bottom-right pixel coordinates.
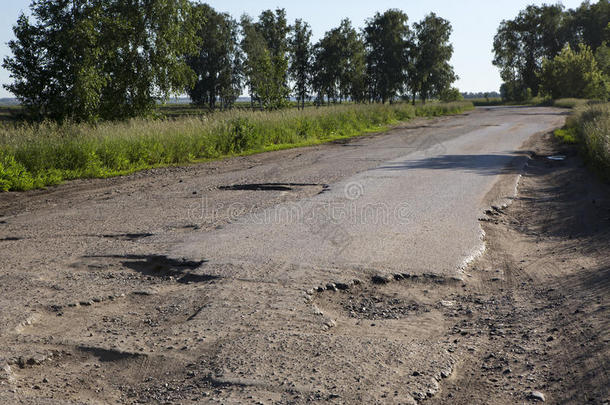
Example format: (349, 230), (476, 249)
(172, 106), (565, 280)
(2, 106), (596, 405)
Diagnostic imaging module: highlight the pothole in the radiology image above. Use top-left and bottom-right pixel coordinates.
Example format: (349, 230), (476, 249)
(219, 182), (327, 191)
(343, 294), (427, 320)
(101, 233), (153, 240)
(312, 272), (463, 322)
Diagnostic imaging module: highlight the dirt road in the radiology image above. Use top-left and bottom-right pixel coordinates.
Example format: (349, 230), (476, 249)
(0, 107), (608, 404)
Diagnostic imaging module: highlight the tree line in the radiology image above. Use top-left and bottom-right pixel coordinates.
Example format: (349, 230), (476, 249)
(3, 1), (458, 121)
(493, 0), (610, 101)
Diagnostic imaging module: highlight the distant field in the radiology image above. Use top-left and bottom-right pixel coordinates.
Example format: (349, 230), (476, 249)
(468, 98), (504, 106)
(157, 101), (320, 118)
(0, 106), (24, 122)
(0, 101), (333, 122)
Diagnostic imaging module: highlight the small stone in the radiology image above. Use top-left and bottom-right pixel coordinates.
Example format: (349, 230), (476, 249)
(334, 282), (350, 290)
(324, 319), (336, 328)
(352, 278), (363, 285)
(372, 274), (391, 284)
(133, 289), (156, 296)
(412, 371), (421, 376)
(528, 391), (545, 402)
(79, 300), (93, 306)
(412, 392), (426, 401)
(440, 368), (452, 378)
(325, 283), (337, 292)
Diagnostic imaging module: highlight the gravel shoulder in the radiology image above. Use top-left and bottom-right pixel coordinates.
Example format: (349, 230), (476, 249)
(0, 108), (607, 404)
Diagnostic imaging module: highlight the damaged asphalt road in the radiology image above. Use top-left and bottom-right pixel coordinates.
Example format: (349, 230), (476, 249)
(1, 107), (608, 404)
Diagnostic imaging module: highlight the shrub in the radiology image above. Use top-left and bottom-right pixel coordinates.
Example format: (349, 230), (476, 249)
(539, 44), (607, 100)
(439, 87), (463, 102)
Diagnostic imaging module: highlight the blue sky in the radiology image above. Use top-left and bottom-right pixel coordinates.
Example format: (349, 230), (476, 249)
(0, 0), (586, 98)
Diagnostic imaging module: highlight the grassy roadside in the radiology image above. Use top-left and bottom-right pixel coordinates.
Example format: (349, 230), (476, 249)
(554, 101), (610, 181)
(0, 101), (473, 191)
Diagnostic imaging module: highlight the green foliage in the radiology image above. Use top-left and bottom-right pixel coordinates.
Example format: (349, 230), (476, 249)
(439, 87), (463, 102)
(493, 4), (566, 100)
(187, 4), (242, 109)
(539, 44), (607, 99)
(595, 41), (610, 88)
(364, 10), (411, 103)
(4, 3), (463, 120)
(312, 19), (367, 104)
(411, 13), (457, 104)
(3, 0), (200, 122)
(554, 127), (579, 144)
(241, 10), (290, 110)
(500, 81), (533, 102)
(289, 19), (313, 110)
(565, 1), (610, 50)
(494, 1), (610, 102)
(0, 102), (473, 191)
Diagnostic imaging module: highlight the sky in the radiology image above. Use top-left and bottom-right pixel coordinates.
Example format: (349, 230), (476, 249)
(0, 0), (586, 98)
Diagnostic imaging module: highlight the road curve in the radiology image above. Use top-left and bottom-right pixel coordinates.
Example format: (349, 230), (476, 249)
(172, 106), (566, 279)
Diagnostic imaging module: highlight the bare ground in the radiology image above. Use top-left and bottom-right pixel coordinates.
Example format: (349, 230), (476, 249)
(0, 112), (608, 404)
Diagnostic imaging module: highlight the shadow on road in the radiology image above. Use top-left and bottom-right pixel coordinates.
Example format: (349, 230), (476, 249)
(84, 254), (216, 284)
(376, 152), (532, 176)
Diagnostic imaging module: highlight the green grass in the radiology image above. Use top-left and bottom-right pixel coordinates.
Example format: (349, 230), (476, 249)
(555, 102), (610, 181)
(553, 98), (590, 109)
(0, 101), (473, 191)
(554, 127), (579, 144)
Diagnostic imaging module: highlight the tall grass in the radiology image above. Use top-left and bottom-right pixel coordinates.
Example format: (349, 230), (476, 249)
(0, 101), (473, 191)
(557, 102), (610, 180)
(553, 98), (590, 109)
(573, 102), (610, 180)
